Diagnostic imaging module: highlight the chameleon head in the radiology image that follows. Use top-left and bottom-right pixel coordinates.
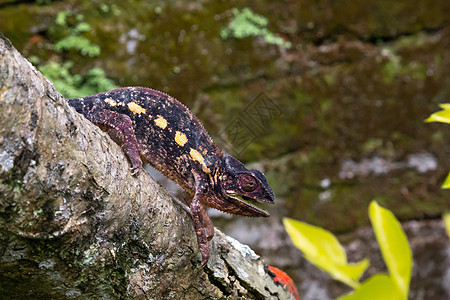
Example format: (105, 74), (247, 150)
(217, 155), (275, 217)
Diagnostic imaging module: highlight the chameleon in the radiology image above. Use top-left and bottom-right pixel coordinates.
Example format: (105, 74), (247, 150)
(67, 87), (275, 267)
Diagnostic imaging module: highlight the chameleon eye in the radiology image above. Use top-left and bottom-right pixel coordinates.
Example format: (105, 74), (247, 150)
(239, 174), (258, 192)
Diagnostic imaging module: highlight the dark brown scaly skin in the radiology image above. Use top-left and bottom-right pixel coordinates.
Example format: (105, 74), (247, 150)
(67, 87), (275, 267)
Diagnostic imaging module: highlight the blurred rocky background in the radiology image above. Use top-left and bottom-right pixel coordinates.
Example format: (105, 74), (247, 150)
(1, 0), (449, 298)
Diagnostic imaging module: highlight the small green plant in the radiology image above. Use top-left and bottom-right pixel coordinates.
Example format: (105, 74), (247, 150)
(425, 104), (450, 188)
(221, 7), (291, 49)
(53, 10), (100, 57)
(284, 201), (412, 300)
(38, 61), (117, 99)
(35, 10), (117, 98)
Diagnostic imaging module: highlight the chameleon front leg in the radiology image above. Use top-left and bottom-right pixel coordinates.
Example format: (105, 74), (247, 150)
(84, 109), (143, 175)
(184, 193), (214, 241)
(201, 206), (215, 241)
(190, 175), (212, 267)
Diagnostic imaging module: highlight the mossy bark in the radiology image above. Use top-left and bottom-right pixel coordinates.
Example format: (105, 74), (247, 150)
(0, 33), (292, 300)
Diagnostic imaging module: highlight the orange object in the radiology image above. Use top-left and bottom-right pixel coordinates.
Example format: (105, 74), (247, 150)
(267, 266), (300, 300)
(27, 34), (43, 46)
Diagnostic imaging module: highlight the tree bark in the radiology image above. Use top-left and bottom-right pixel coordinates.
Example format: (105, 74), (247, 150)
(0, 33), (292, 299)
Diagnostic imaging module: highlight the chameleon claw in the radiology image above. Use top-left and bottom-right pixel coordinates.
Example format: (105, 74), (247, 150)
(129, 156), (143, 175)
(130, 163), (142, 175)
(130, 167), (140, 176)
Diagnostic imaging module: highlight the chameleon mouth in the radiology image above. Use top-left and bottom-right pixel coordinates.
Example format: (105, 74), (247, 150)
(227, 193), (270, 216)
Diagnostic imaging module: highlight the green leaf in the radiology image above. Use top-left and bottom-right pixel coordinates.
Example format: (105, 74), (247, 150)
(54, 36), (100, 57)
(369, 201), (412, 299)
(338, 274), (403, 300)
(75, 22), (91, 33)
(442, 172), (450, 189)
(55, 10), (71, 26)
(283, 218), (369, 288)
(443, 211), (450, 239)
(39, 60), (117, 98)
(221, 7), (291, 49)
(424, 103), (450, 124)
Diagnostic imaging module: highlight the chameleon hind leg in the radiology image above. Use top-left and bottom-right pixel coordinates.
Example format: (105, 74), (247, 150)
(83, 108), (143, 175)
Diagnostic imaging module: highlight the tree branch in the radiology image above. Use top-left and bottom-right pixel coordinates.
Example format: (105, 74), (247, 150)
(0, 33), (292, 299)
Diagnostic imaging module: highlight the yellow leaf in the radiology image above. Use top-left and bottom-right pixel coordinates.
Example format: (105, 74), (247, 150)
(338, 274), (403, 300)
(283, 218), (369, 288)
(369, 201), (412, 299)
(439, 103), (450, 110)
(442, 172), (450, 189)
(425, 104), (450, 124)
(443, 212), (450, 239)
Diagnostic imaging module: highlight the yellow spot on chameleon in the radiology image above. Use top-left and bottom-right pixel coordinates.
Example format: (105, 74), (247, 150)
(175, 131), (188, 146)
(154, 116), (168, 129)
(190, 148), (204, 162)
(104, 97), (117, 106)
(190, 148), (211, 174)
(202, 166), (212, 174)
(127, 102), (146, 114)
